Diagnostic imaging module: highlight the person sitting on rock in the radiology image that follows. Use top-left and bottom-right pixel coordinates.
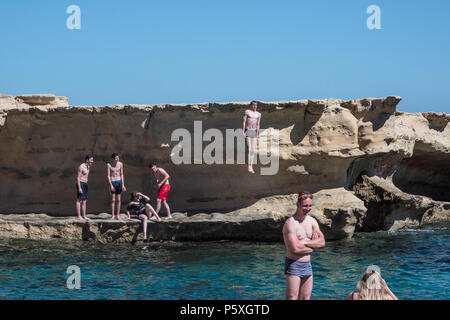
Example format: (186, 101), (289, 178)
(125, 191), (161, 241)
(347, 268), (399, 300)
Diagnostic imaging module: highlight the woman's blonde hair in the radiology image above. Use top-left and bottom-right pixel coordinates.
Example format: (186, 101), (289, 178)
(355, 270), (393, 300)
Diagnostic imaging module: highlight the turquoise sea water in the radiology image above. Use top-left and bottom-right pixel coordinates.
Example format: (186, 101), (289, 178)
(0, 228), (448, 300)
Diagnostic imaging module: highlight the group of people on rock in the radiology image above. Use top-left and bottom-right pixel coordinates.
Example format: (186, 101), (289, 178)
(75, 153), (172, 240)
(75, 101), (263, 236)
(74, 101), (399, 300)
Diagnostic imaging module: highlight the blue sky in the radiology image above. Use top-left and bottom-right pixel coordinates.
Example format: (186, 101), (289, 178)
(1, 0), (449, 113)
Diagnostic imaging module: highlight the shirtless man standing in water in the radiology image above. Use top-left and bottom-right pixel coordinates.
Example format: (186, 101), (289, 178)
(242, 100), (261, 173)
(149, 164), (172, 219)
(282, 191), (325, 300)
(107, 153), (127, 220)
(76, 155), (94, 220)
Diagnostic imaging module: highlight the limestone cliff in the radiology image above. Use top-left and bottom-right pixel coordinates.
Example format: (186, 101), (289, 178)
(0, 93), (448, 241)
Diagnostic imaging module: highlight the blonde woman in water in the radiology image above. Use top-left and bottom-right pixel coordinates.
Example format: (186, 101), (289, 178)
(348, 269), (399, 300)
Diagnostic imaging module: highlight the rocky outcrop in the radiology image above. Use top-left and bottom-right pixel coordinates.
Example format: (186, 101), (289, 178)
(0, 93), (449, 241)
(353, 175), (450, 231)
(0, 94), (68, 126)
(309, 188), (367, 239)
(15, 94), (69, 107)
(0, 213), (289, 243)
(0, 189), (366, 242)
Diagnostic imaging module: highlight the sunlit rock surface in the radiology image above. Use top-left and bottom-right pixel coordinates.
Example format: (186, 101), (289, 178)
(0, 93), (448, 241)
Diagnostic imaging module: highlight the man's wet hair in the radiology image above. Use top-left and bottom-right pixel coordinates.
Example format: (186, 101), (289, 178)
(111, 153), (118, 159)
(85, 155), (93, 162)
(250, 100), (258, 105)
(148, 164), (157, 168)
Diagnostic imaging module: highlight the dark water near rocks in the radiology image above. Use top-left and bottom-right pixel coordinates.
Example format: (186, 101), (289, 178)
(0, 228), (448, 300)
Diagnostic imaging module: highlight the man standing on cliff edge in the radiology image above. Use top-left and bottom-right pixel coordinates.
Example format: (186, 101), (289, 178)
(76, 155), (94, 220)
(282, 191), (325, 300)
(107, 153), (127, 220)
(149, 164), (172, 219)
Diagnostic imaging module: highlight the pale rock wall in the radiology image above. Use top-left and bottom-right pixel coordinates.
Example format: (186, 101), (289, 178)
(0, 93), (448, 238)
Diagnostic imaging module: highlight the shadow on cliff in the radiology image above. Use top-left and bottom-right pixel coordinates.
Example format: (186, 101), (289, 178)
(392, 142), (450, 202)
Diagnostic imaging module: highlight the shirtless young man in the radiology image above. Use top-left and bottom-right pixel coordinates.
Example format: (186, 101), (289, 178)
(107, 153), (127, 220)
(149, 164), (172, 219)
(242, 100), (261, 173)
(76, 155), (94, 220)
(282, 191), (326, 300)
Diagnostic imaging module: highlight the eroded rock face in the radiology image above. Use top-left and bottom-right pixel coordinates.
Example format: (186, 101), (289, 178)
(310, 188), (367, 239)
(353, 175), (449, 231)
(0, 93), (448, 241)
(0, 189), (367, 242)
(393, 142), (450, 202)
(15, 94), (69, 107)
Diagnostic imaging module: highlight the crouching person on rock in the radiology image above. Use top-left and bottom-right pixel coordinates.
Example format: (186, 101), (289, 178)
(125, 191), (161, 241)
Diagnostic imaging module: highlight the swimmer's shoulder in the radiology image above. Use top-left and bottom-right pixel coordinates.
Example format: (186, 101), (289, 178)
(306, 215), (321, 231)
(81, 163), (89, 172)
(283, 216), (296, 230)
(285, 216), (295, 224)
(159, 167), (169, 175)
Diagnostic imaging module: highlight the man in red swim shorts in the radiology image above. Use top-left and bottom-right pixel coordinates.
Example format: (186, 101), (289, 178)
(149, 164), (172, 219)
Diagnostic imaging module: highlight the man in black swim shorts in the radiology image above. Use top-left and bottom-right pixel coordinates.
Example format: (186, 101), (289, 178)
(282, 191), (326, 300)
(107, 153), (127, 220)
(76, 155), (94, 220)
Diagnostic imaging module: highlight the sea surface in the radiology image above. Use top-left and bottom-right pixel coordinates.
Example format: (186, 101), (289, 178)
(0, 228), (448, 300)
